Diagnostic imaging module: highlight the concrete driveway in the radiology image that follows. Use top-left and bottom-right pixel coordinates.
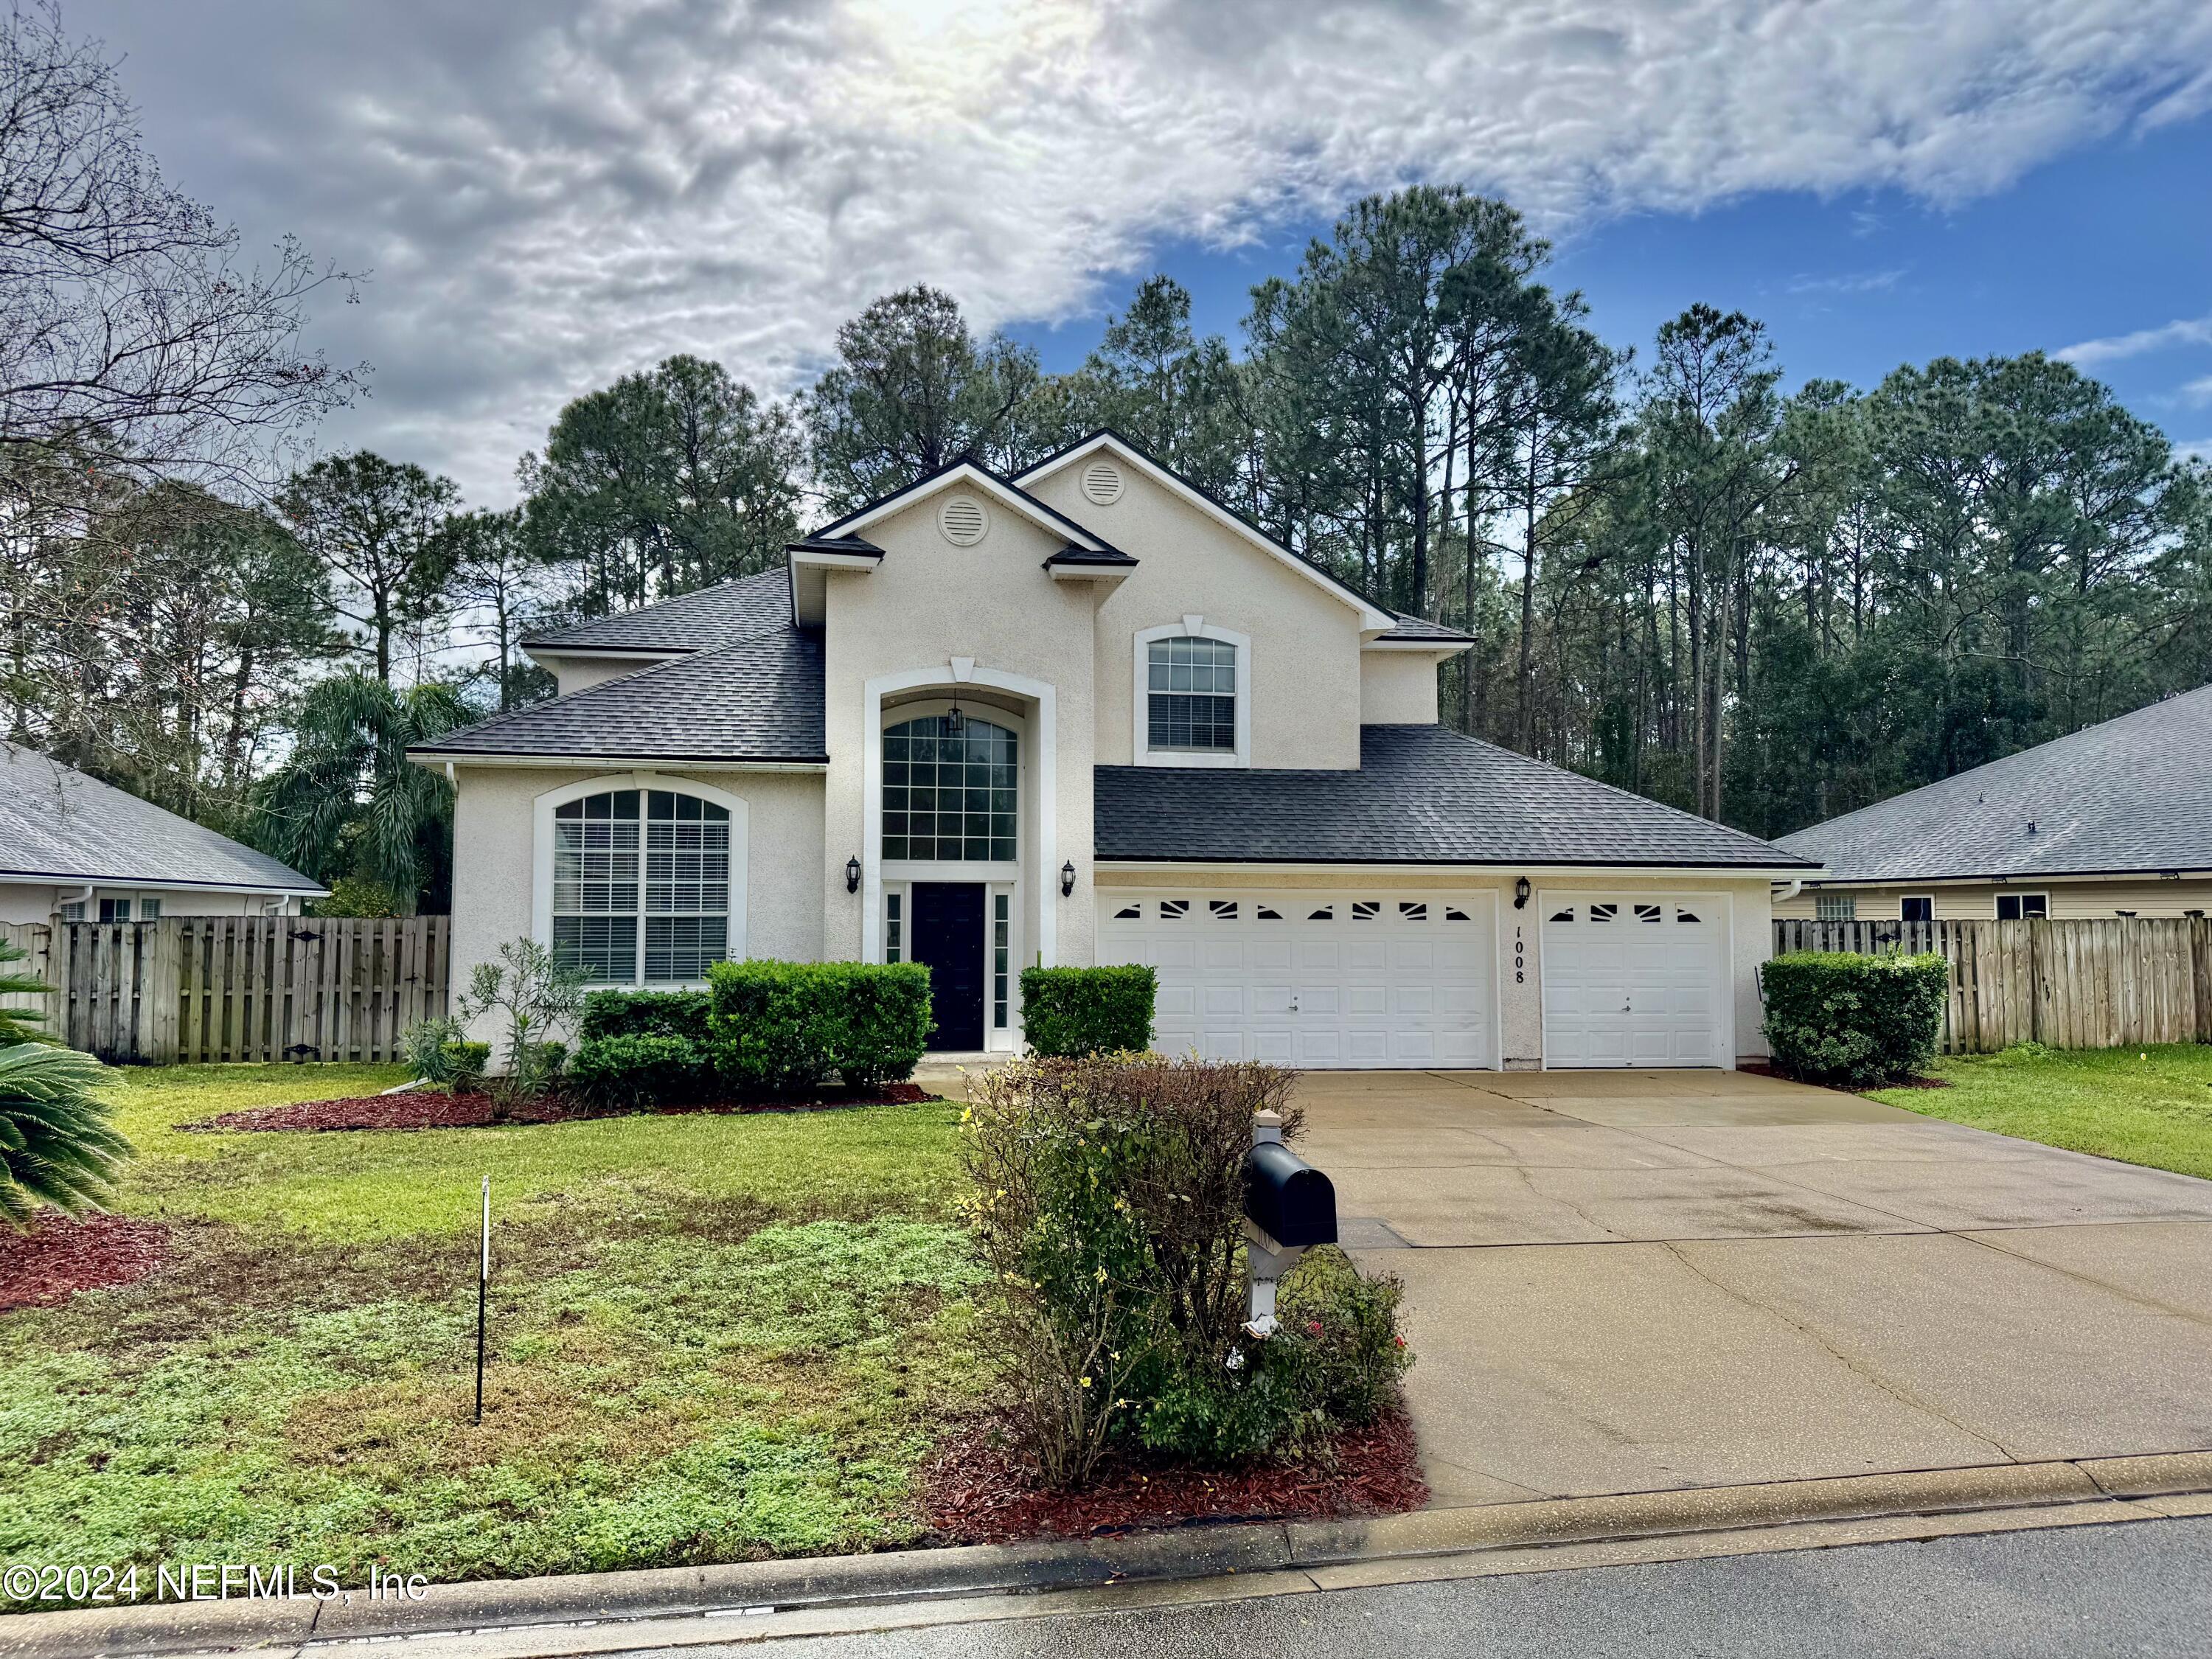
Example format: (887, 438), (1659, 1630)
(1299, 1069), (2212, 1510)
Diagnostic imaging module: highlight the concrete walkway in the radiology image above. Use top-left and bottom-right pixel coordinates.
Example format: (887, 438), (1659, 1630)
(1299, 1069), (2212, 1510)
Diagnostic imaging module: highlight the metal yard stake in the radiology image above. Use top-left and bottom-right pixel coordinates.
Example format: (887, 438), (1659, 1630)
(474, 1175), (489, 1425)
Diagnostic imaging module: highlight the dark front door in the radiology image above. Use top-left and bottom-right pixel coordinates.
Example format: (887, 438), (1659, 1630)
(910, 882), (986, 1051)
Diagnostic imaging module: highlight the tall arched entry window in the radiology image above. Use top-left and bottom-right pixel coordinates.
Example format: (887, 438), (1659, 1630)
(881, 713), (1017, 863)
(547, 785), (735, 983)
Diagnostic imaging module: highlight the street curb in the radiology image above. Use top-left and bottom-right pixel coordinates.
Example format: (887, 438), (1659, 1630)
(9, 1452), (2211, 1658)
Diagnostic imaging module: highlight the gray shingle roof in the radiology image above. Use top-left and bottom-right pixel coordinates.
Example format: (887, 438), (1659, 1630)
(0, 744), (324, 894)
(521, 568), (794, 653)
(1096, 725), (1816, 867)
(421, 625), (827, 763)
(1375, 613), (1475, 644)
(1777, 685), (2212, 882)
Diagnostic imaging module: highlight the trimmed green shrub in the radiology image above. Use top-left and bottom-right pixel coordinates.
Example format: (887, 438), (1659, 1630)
(578, 988), (714, 1046)
(706, 960), (932, 1093)
(571, 1033), (710, 1110)
(397, 1017), (489, 1091)
(1763, 950), (1950, 1088)
(0, 1041), (128, 1228)
(1019, 965), (1157, 1057)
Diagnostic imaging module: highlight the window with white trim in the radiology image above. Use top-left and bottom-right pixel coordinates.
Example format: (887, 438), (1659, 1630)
(98, 897), (133, 922)
(885, 891), (904, 963)
(992, 893), (1010, 1030)
(1815, 894), (1857, 921)
(552, 788), (730, 983)
(883, 714), (1016, 862)
(1147, 636), (1237, 751)
(1996, 892), (2047, 921)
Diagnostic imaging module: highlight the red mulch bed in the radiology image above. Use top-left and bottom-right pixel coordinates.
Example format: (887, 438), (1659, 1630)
(921, 1407), (1429, 1545)
(0, 1214), (171, 1311)
(181, 1082), (933, 1134)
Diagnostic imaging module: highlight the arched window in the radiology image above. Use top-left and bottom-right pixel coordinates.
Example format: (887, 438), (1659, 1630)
(552, 787), (731, 982)
(883, 714), (1016, 862)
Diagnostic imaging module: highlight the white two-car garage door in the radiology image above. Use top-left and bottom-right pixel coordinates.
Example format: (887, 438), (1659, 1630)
(1540, 893), (1728, 1067)
(1097, 891), (1495, 1069)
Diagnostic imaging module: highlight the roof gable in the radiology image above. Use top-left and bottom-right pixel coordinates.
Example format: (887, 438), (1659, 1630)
(1016, 431), (1397, 632)
(812, 457), (1118, 554)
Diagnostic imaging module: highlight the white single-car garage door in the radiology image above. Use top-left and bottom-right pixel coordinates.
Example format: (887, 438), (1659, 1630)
(1098, 891), (1496, 1069)
(1540, 893), (1728, 1067)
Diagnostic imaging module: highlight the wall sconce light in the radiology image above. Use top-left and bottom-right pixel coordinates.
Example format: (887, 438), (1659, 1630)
(1514, 876), (1531, 909)
(1060, 860), (1077, 897)
(846, 855), (861, 894)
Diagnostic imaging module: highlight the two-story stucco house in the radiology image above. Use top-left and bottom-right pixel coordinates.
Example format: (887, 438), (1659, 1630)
(413, 434), (1818, 1071)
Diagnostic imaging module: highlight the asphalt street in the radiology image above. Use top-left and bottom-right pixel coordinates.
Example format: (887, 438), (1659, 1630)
(631, 1517), (2212, 1659)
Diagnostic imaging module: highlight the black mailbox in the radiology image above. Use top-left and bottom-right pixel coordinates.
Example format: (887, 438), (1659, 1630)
(1244, 1141), (1338, 1248)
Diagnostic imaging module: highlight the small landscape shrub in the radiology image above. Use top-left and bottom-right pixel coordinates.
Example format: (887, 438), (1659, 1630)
(1763, 950), (1949, 1088)
(570, 1032), (712, 1110)
(961, 1053), (1408, 1488)
(1018, 964), (1157, 1057)
(578, 988), (714, 1046)
(0, 939), (128, 1226)
(455, 939), (587, 1105)
(706, 960), (931, 1094)
(397, 1017), (490, 1092)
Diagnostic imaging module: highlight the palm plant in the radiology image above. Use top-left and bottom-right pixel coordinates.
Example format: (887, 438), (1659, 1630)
(0, 1042), (126, 1228)
(0, 939), (49, 1044)
(252, 672), (471, 914)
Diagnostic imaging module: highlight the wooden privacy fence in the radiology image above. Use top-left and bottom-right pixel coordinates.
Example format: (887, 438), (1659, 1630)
(6, 916), (450, 1065)
(1773, 917), (2212, 1055)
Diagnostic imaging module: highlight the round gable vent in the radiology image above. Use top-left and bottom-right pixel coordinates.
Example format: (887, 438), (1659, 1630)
(1081, 458), (1124, 505)
(938, 494), (988, 546)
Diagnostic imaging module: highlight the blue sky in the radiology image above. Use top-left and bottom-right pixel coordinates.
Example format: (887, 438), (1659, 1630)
(74, 0), (2212, 498)
(1010, 113), (2212, 455)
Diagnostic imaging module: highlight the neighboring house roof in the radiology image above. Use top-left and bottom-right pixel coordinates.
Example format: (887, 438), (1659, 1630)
(0, 743), (324, 894)
(521, 568), (794, 655)
(1095, 725), (1818, 869)
(1776, 685), (2212, 883)
(421, 610), (828, 765)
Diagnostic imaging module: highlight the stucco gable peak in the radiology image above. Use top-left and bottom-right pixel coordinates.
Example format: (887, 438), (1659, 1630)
(810, 457), (1116, 554)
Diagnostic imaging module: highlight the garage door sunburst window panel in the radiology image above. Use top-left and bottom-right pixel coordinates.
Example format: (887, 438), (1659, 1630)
(1147, 636), (1236, 751)
(883, 715), (1017, 862)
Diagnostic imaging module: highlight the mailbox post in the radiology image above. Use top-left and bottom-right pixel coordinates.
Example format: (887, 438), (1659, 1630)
(1242, 1108), (1337, 1338)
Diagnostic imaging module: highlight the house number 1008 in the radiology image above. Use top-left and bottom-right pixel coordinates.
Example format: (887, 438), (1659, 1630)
(1514, 923), (1525, 984)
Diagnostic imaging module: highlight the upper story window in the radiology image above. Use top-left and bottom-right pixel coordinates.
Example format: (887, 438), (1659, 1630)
(1135, 622), (1250, 767)
(883, 714), (1017, 863)
(552, 787), (730, 983)
(1147, 637), (1237, 752)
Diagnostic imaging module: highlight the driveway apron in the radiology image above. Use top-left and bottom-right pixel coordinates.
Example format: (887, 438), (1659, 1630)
(1297, 1069), (2212, 1510)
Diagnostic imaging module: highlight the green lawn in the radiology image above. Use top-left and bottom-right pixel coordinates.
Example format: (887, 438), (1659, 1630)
(1, 1066), (984, 1591)
(1869, 1042), (2212, 1180)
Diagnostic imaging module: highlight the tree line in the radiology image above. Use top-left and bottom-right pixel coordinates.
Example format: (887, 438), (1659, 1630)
(2, 5), (2206, 912)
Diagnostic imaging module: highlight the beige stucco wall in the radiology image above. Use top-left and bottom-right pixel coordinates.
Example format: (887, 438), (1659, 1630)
(533, 653), (671, 698)
(447, 762), (825, 1046)
(1022, 462), (1368, 771)
(1359, 652), (1447, 725)
(1774, 877), (2212, 922)
(818, 487), (1102, 970)
(1094, 867), (1775, 1067)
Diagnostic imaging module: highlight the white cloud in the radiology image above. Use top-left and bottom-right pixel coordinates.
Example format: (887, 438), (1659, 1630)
(74, 0), (2212, 502)
(2182, 375), (2212, 406)
(1784, 270), (1907, 296)
(2057, 315), (2212, 366)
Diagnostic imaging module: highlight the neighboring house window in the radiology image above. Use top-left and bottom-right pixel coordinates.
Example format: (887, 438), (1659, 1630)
(1996, 893), (2048, 921)
(58, 900), (85, 922)
(1133, 622), (1251, 768)
(138, 897), (161, 919)
(551, 787), (730, 983)
(1815, 894), (1856, 921)
(98, 898), (133, 922)
(1901, 896), (1933, 922)
(882, 714), (1016, 862)
(1147, 637), (1237, 751)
